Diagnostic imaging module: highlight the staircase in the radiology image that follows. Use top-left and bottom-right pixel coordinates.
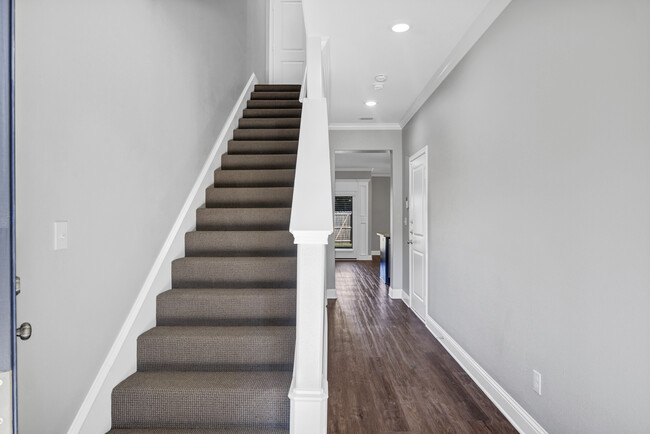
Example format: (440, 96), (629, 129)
(108, 84), (302, 433)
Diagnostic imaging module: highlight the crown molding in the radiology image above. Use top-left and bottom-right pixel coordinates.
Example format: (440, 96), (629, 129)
(329, 123), (402, 131)
(400, 0), (512, 128)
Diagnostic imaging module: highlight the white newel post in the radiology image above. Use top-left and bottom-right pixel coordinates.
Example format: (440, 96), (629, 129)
(289, 243), (328, 433)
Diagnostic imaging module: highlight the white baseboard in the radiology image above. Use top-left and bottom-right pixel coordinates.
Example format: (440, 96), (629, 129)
(326, 288), (337, 299)
(371, 250), (380, 256)
(425, 315), (548, 434)
(388, 287), (402, 299)
(357, 255), (372, 261)
(401, 290), (411, 307)
(67, 74), (259, 434)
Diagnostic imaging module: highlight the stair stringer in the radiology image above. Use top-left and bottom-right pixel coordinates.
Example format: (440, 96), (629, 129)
(67, 74), (259, 434)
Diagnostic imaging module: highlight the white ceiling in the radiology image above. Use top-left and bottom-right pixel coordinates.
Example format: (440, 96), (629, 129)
(334, 151), (391, 175)
(302, 0), (493, 126)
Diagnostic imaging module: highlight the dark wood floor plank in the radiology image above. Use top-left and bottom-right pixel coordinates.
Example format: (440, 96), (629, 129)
(327, 260), (517, 433)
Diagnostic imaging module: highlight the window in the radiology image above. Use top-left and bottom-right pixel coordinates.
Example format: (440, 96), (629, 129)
(334, 196), (353, 249)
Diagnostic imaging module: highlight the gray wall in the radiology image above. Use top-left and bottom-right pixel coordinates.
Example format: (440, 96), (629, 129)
(370, 177), (390, 252)
(335, 170), (372, 180)
(15, 1), (265, 432)
(402, 1), (650, 432)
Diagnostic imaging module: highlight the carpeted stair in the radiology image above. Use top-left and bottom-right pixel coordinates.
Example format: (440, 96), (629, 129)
(108, 84), (302, 434)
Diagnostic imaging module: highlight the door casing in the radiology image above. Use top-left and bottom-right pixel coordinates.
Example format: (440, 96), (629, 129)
(0, 0), (16, 432)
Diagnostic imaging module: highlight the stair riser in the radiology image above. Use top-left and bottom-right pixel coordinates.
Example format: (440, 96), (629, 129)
(251, 91), (299, 100)
(243, 109), (302, 118)
(137, 327), (295, 372)
(221, 155), (297, 170)
(233, 129), (299, 141)
(214, 169), (295, 188)
(227, 140), (298, 155)
(238, 118), (301, 129)
(206, 187), (293, 208)
(185, 232), (296, 257)
(172, 258), (297, 289)
(112, 390), (290, 429)
(157, 289), (296, 327)
(247, 100), (302, 109)
(254, 84), (301, 92)
(196, 208), (291, 231)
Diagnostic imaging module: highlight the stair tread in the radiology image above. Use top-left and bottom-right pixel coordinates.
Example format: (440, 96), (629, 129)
(115, 370), (292, 391)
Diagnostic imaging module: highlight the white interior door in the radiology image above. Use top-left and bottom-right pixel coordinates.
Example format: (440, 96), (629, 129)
(409, 148), (428, 320)
(269, 0), (305, 84)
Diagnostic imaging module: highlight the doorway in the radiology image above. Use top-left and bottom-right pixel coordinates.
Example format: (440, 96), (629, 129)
(408, 147), (428, 320)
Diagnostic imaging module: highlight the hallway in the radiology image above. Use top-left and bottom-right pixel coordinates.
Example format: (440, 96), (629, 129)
(327, 260), (517, 433)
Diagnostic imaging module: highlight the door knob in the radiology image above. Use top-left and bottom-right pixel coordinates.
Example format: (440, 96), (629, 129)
(407, 240), (413, 244)
(17, 323), (32, 340)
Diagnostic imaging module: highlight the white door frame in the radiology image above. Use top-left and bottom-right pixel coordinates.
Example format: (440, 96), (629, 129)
(334, 179), (370, 260)
(408, 146), (428, 321)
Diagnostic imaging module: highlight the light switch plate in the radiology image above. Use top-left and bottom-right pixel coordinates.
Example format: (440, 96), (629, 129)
(54, 221), (68, 250)
(533, 370), (542, 395)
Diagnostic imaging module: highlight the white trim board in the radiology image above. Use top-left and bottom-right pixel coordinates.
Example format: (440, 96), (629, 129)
(400, 0), (512, 128)
(67, 74), (259, 434)
(425, 315), (548, 434)
(401, 290), (411, 307)
(326, 288), (337, 299)
(371, 250), (380, 256)
(329, 123), (402, 131)
(388, 287), (402, 300)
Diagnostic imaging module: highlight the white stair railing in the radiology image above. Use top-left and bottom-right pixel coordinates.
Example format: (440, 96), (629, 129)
(288, 36), (333, 434)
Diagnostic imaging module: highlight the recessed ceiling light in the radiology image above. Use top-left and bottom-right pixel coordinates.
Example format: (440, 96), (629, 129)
(373, 83), (384, 91)
(392, 23), (410, 33)
(375, 74), (387, 82)
(365, 100), (377, 107)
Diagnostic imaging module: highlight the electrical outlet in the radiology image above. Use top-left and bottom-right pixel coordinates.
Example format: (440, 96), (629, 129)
(532, 370), (542, 395)
(54, 221), (68, 250)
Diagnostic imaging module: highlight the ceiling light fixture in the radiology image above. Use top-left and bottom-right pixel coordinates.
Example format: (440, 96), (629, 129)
(365, 100), (377, 107)
(375, 74), (387, 82)
(392, 23), (410, 33)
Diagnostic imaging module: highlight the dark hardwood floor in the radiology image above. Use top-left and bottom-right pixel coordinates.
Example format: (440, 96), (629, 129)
(327, 260), (517, 434)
